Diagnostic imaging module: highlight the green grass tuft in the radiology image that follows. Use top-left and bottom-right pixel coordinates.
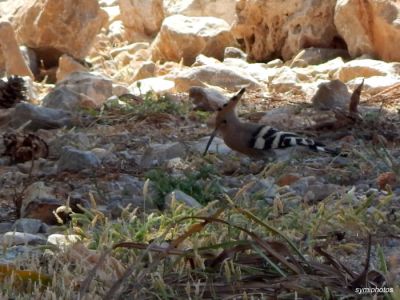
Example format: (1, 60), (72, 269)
(145, 164), (222, 208)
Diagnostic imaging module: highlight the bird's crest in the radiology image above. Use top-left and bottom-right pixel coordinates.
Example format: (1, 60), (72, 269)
(216, 87), (246, 116)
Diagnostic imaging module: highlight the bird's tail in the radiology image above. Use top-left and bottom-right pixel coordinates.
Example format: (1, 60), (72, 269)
(294, 138), (342, 156)
(251, 126), (345, 157)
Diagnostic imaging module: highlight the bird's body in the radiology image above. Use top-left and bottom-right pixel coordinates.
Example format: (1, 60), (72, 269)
(203, 88), (341, 157)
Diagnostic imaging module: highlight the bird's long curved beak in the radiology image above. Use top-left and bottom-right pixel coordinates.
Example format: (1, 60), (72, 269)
(203, 127), (218, 156)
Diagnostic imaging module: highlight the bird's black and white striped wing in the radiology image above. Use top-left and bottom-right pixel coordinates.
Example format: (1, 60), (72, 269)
(249, 125), (339, 155)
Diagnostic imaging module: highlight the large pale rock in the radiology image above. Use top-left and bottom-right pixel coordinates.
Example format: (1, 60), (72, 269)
(107, 20), (126, 41)
(13, 0), (107, 60)
(56, 55), (88, 82)
(151, 15), (235, 65)
(129, 77), (175, 95)
(335, 0), (400, 62)
(269, 66), (311, 93)
(348, 76), (400, 94)
(189, 86), (228, 111)
(0, 0), (26, 21)
(119, 0), (164, 40)
(42, 86), (97, 111)
(48, 72), (114, 109)
(141, 142), (187, 168)
(173, 64), (261, 92)
(334, 59), (400, 82)
(311, 80), (351, 110)
(131, 61), (157, 81)
(233, 0), (338, 61)
(1, 232), (46, 246)
(223, 58), (277, 83)
(189, 136), (232, 156)
(102, 5), (120, 23)
(0, 21), (34, 78)
(163, 0), (237, 24)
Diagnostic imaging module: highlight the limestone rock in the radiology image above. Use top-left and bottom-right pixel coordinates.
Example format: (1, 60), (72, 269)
(189, 136), (232, 156)
(290, 47), (350, 67)
(140, 142), (187, 168)
(259, 107), (309, 130)
(119, 0), (164, 40)
(129, 77), (175, 95)
(233, 0), (338, 61)
(13, 218), (44, 234)
(0, 222), (13, 234)
(348, 76), (400, 94)
(174, 64), (261, 92)
(99, 0), (118, 6)
(112, 84), (130, 97)
(20, 46), (40, 77)
(110, 42), (149, 58)
(269, 66), (311, 93)
(0, 0), (26, 21)
(56, 55), (88, 82)
(304, 183), (342, 203)
(189, 86), (228, 111)
(151, 15), (235, 65)
(113, 52), (135, 67)
(132, 61), (157, 81)
(42, 86), (95, 112)
(13, 0), (107, 60)
(223, 58), (276, 83)
(311, 80), (351, 110)
(163, 0), (237, 24)
(57, 146), (101, 173)
(165, 190), (202, 208)
(20, 182), (65, 224)
(102, 5), (120, 23)
(107, 20), (126, 41)
(47, 234), (81, 248)
(312, 57), (345, 75)
(48, 72), (114, 109)
(335, 59), (400, 82)
(335, 0), (400, 62)
(192, 54), (221, 67)
(48, 132), (92, 158)
(224, 47), (247, 60)
(1, 232), (46, 246)
(0, 21), (34, 78)
(10, 103), (73, 130)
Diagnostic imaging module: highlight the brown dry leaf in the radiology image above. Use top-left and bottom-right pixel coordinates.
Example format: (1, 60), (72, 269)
(3, 132), (49, 163)
(377, 172), (398, 190)
(0, 264), (50, 290)
(169, 208), (225, 249)
(349, 79), (364, 115)
(276, 174), (300, 186)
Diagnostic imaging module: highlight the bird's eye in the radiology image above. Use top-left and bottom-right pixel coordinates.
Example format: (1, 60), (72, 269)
(222, 120), (227, 124)
(217, 108), (222, 111)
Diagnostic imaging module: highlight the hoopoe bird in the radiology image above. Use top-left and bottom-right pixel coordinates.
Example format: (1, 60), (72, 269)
(203, 88), (341, 157)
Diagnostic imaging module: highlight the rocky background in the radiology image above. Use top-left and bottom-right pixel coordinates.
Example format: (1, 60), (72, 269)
(0, 0), (399, 298)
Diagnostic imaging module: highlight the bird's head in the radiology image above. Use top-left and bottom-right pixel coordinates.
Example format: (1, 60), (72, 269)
(203, 88), (246, 155)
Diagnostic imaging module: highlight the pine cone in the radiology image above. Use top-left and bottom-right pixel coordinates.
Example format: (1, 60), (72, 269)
(0, 76), (27, 109)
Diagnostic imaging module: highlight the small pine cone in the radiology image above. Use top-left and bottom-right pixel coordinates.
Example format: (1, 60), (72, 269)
(0, 76), (27, 109)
